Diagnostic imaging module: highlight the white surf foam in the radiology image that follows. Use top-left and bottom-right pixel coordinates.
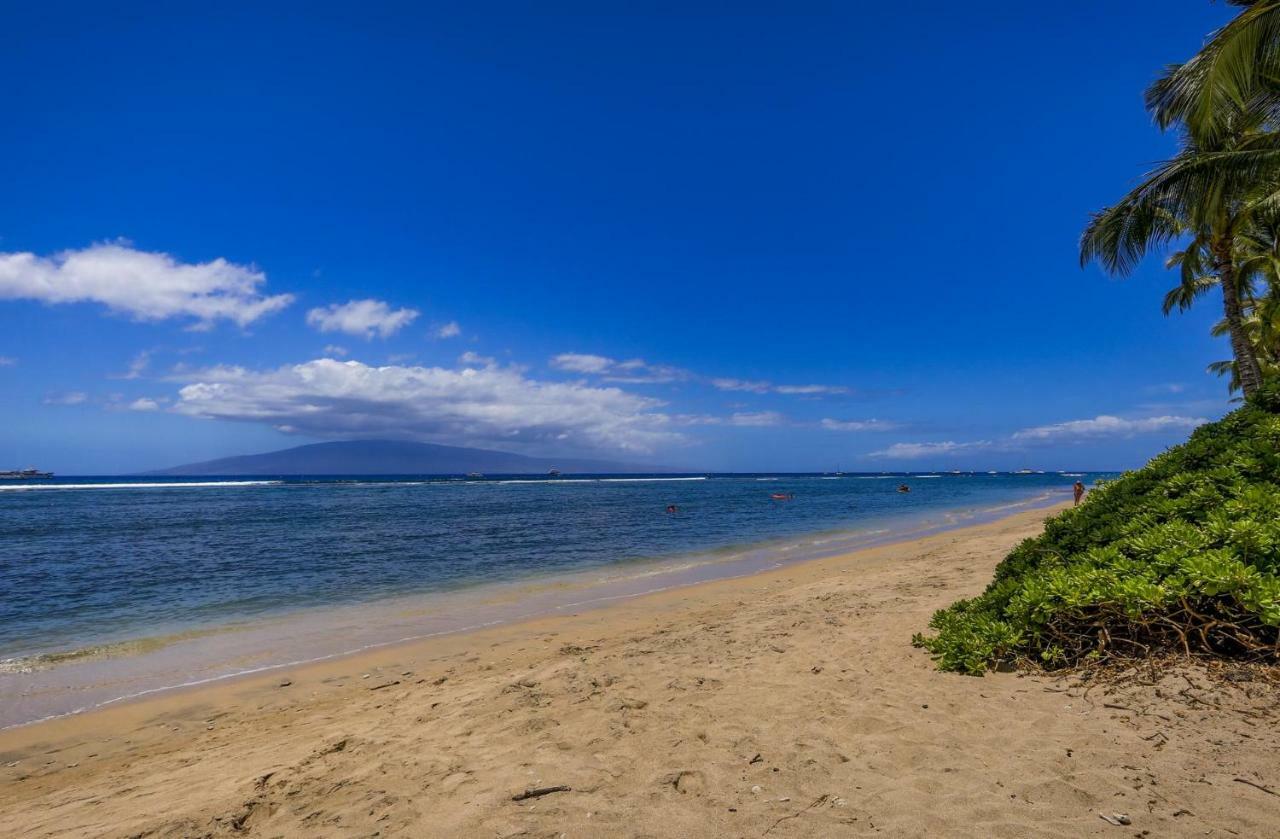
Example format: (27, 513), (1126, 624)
(497, 477), (706, 485)
(0, 480), (283, 492)
(597, 477), (707, 483)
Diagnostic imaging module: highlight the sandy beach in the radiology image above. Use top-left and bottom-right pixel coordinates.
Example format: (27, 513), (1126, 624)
(2, 503), (1277, 838)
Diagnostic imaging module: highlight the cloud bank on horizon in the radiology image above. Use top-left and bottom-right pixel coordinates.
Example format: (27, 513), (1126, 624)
(871, 415), (1210, 460)
(171, 358), (682, 453)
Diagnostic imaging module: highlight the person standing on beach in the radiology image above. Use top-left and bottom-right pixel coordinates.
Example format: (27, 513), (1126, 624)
(1073, 481), (1085, 506)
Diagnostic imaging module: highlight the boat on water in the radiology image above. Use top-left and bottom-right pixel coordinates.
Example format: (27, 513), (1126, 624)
(547, 468), (562, 477)
(0, 467), (54, 481)
(465, 472), (484, 479)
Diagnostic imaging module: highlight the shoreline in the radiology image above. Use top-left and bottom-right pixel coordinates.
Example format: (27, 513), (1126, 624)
(0, 489), (1065, 731)
(6, 501), (1276, 837)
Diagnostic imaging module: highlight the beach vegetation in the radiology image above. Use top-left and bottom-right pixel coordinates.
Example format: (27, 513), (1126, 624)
(914, 380), (1280, 674)
(922, 2), (1280, 673)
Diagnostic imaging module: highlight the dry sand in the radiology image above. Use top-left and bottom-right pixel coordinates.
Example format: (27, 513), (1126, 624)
(2, 504), (1279, 838)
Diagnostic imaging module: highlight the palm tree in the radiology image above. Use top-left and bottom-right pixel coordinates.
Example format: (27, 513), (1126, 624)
(1204, 213), (1280, 390)
(1159, 207), (1280, 323)
(1206, 298), (1280, 391)
(1146, 1), (1280, 142)
(1080, 120), (1274, 397)
(1142, 2), (1280, 232)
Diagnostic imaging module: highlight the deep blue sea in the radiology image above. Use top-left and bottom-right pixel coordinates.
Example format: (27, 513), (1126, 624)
(0, 471), (1106, 669)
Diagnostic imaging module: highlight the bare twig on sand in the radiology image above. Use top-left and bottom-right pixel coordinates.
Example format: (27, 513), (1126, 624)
(1234, 777), (1280, 797)
(511, 785), (571, 802)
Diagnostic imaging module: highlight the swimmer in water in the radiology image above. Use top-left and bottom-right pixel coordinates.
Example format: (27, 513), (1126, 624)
(898, 484), (910, 493)
(666, 504), (679, 513)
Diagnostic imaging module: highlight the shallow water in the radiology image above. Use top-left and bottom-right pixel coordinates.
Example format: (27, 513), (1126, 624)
(0, 471), (1104, 727)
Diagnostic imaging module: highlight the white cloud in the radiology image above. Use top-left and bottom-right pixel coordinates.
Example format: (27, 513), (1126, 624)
(550, 353), (688, 383)
(434, 321), (462, 339)
(305, 299), (419, 339)
(775, 384), (851, 396)
(664, 410), (789, 428)
(710, 377), (773, 394)
(713, 377), (850, 396)
(604, 359), (689, 384)
(323, 344), (349, 357)
(128, 397), (162, 412)
(551, 353), (615, 374)
(869, 440), (991, 459)
(459, 351), (497, 367)
(44, 391), (88, 406)
(866, 413), (1210, 460)
(554, 355), (848, 394)
(1012, 415), (1208, 442)
(0, 356), (15, 367)
(113, 350), (151, 380)
(672, 413), (724, 426)
(820, 418), (898, 432)
(729, 411), (786, 427)
(0, 243), (294, 327)
(171, 358), (684, 453)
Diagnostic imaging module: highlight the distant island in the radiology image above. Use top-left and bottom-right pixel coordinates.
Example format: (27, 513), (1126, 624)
(149, 440), (675, 476)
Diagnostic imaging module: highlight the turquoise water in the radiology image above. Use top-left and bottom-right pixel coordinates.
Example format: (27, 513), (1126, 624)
(0, 471), (1102, 727)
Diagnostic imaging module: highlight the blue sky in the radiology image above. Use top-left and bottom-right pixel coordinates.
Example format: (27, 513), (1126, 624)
(0, 1), (1241, 473)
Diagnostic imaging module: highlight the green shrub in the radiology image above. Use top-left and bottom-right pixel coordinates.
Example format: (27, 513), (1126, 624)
(913, 379), (1280, 674)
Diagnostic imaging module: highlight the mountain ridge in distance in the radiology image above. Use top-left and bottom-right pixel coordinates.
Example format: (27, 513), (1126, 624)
(148, 440), (678, 476)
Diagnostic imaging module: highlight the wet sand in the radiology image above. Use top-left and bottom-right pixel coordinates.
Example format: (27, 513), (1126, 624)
(2, 503), (1278, 837)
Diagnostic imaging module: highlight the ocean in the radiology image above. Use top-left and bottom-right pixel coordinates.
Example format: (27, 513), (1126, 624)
(0, 471), (1104, 727)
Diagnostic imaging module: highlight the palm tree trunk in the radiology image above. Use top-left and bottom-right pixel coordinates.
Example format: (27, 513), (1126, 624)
(1214, 245), (1265, 397)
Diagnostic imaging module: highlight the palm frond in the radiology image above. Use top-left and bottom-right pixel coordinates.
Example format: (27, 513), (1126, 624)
(1163, 273), (1218, 314)
(1146, 1), (1280, 139)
